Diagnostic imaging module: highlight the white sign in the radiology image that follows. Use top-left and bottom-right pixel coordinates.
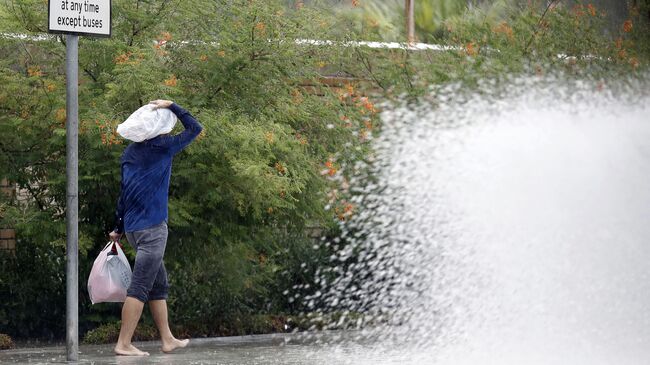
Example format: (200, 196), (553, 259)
(48, 0), (111, 37)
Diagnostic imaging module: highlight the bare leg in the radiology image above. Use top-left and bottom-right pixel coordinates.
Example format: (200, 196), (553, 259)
(114, 297), (149, 356)
(149, 299), (189, 353)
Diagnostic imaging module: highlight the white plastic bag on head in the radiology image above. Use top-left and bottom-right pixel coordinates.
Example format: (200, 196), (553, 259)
(116, 104), (177, 142)
(87, 241), (132, 304)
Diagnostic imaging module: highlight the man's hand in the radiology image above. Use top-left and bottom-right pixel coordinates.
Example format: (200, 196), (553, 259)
(109, 230), (122, 242)
(149, 99), (173, 109)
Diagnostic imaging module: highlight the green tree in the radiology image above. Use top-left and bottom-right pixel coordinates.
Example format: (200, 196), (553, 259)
(0, 0), (377, 339)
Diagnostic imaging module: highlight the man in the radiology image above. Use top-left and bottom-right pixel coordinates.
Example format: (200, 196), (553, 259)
(109, 99), (203, 356)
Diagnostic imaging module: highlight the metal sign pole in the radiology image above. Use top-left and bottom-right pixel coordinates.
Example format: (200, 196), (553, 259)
(49, 0), (110, 360)
(406, 0), (415, 45)
(65, 33), (79, 362)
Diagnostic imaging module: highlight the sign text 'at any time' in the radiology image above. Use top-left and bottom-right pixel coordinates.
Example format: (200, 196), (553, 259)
(48, 0), (111, 37)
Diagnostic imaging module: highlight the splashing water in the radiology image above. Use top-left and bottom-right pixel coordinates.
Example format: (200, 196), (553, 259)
(306, 74), (650, 365)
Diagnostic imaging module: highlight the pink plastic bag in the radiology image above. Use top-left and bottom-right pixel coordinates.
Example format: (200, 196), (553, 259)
(87, 242), (132, 304)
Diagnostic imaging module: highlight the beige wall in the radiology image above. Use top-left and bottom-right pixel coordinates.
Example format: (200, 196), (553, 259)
(0, 178), (16, 252)
(0, 228), (15, 251)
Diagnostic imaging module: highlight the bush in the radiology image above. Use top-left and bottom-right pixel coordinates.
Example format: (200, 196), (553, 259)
(0, 0), (375, 340)
(0, 234), (65, 340)
(82, 315), (290, 344)
(0, 333), (15, 350)
(83, 321), (157, 345)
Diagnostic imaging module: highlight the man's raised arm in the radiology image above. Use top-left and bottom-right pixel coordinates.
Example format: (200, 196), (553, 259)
(149, 99), (203, 154)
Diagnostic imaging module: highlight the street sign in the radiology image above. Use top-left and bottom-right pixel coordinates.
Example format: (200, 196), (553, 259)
(48, 0), (111, 37)
(48, 0), (111, 361)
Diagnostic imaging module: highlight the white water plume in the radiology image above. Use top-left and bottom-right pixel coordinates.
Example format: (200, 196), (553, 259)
(305, 73), (650, 365)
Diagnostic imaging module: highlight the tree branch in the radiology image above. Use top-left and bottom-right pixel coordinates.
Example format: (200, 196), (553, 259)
(524, 0), (562, 54)
(354, 48), (387, 92)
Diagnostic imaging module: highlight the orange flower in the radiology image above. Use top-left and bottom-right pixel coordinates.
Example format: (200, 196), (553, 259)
(360, 97), (376, 113)
(623, 20), (633, 33)
(465, 42), (478, 56)
(274, 162), (286, 175)
(572, 4), (585, 18)
(106, 131), (121, 146)
(199, 54), (208, 62)
(254, 22), (266, 35)
(27, 66), (43, 77)
(46, 82), (57, 92)
(587, 4), (597, 17)
(154, 45), (168, 56)
(493, 22), (513, 40)
(291, 88), (303, 104)
(336, 202), (355, 220)
(615, 37), (623, 49)
(114, 52), (131, 65)
(55, 108), (66, 123)
(264, 131), (274, 144)
(325, 160), (333, 169)
(352, 0), (359, 7)
(159, 32), (172, 42)
(345, 84), (355, 96)
(164, 75), (177, 87)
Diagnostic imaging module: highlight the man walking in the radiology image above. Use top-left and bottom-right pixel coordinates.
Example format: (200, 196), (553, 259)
(109, 99), (203, 356)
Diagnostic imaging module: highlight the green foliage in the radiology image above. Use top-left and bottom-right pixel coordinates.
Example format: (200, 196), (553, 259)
(0, 0), (374, 339)
(414, 0), (468, 39)
(346, 0), (471, 42)
(0, 0), (647, 341)
(82, 321), (157, 345)
(0, 238), (65, 339)
(335, 1), (650, 98)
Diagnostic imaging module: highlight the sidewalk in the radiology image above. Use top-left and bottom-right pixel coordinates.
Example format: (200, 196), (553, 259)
(0, 333), (305, 364)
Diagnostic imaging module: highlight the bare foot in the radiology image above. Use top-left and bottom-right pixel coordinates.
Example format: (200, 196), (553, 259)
(161, 338), (189, 353)
(114, 343), (150, 356)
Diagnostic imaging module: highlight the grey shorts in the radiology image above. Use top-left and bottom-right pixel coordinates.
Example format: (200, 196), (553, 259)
(125, 222), (169, 303)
